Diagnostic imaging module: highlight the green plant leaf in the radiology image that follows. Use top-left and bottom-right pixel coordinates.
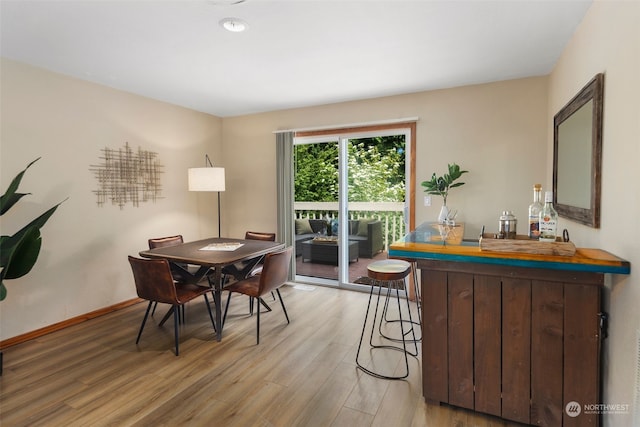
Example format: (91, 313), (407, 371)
(0, 157), (40, 215)
(1, 227), (42, 280)
(422, 163), (468, 202)
(0, 156), (66, 301)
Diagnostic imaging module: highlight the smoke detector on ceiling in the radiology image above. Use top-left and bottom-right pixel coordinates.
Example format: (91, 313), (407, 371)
(219, 17), (248, 32)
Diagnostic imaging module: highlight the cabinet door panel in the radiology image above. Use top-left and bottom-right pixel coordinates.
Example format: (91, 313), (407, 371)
(474, 275), (502, 416)
(563, 284), (600, 427)
(448, 272), (474, 409)
(502, 278), (531, 424)
(422, 269), (448, 403)
(531, 281), (564, 426)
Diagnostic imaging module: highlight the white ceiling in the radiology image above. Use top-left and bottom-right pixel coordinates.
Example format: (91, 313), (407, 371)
(1, 0), (592, 117)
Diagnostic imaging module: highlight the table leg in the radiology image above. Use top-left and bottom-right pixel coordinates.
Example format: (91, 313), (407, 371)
(208, 267), (223, 341)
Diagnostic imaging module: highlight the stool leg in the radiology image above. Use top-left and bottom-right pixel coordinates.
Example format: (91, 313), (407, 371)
(393, 283), (410, 379)
(412, 261), (422, 330)
(356, 279), (412, 380)
(368, 279), (386, 349)
(356, 280), (378, 371)
(400, 279), (420, 357)
(377, 277), (421, 347)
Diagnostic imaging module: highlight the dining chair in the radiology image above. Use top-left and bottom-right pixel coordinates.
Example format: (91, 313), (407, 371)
(223, 246), (292, 344)
(148, 235), (189, 281)
(222, 231), (276, 279)
(148, 235), (187, 316)
(128, 256), (216, 356)
(222, 231), (277, 314)
(148, 235), (213, 316)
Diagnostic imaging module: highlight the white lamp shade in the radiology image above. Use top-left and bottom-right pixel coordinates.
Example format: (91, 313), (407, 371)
(188, 167), (225, 192)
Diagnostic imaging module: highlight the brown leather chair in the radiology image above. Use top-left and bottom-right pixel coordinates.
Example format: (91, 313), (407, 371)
(148, 235), (184, 249)
(148, 235), (189, 315)
(223, 247), (292, 344)
(222, 231), (277, 314)
(148, 235), (190, 283)
(128, 256), (216, 356)
(223, 231), (277, 280)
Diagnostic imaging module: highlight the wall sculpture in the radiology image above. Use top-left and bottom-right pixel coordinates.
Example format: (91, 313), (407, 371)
(90, 142), (163, 209)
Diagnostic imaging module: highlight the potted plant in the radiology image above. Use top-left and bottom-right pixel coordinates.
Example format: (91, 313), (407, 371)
(1, 158), (65, 375)
(421, 163), (468, 223)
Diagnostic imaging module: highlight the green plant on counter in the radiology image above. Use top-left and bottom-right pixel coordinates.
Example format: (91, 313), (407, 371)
(421, 163), (468, 206)
(0, 158), (66, 301)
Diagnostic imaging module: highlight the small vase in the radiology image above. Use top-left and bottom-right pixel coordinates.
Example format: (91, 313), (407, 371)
(438, 205), (449, 223)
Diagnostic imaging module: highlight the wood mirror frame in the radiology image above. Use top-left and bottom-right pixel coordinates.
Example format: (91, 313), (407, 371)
(553, 73), (604, 228)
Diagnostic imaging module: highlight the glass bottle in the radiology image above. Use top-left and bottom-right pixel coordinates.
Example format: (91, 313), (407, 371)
(539, 191), (558, 242)
(528, 184), (543, 239)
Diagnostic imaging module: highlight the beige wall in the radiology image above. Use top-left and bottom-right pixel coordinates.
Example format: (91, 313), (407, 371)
(0, 59), (222, 340)
(222, 76), (548, 240)
(548, 2), (640, 425)
(1, 0), (638, 421)
(221, 1), (639, 422)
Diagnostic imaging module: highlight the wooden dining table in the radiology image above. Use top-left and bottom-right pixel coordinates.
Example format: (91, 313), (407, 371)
(139, 237), (285, 341)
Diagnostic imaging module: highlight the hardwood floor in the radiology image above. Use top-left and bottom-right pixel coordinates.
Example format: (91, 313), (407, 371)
(0, 284), (524, 427)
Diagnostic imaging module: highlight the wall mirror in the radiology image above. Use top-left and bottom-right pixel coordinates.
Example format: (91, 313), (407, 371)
(553, 73), (604, 228)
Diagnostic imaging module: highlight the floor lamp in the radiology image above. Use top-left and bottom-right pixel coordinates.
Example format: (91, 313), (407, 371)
(188, 155), (226, 237)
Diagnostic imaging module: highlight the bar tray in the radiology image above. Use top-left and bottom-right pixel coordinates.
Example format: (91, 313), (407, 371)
(479, 233), (576, 256)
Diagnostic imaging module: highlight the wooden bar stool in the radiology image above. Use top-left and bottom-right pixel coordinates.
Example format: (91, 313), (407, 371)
(356, 259), (419, 380)
(378, 260), (422, 344)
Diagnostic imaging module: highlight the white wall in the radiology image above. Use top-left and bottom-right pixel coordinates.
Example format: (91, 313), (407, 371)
(0, 59), (222, 340)
(548, 2), (640, 425)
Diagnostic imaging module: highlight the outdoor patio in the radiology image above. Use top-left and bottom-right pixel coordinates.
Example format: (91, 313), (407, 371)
(295, 249), (389, 283)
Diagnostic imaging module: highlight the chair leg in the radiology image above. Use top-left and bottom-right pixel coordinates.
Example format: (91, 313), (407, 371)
(259, 298), (272, 312)
(203, 294), (216, 332)
(151, 301), (158, 315)
(223, 291), (233, 329)
(275, 289), (290, 324)
(173, 305), (180, 356)
(256, 298), (260, 345)
(136, 301), (153, 344)
(159, 306), (173, 327)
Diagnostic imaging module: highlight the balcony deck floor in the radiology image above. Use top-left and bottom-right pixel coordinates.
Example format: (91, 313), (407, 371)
(295, 250), (389, 283)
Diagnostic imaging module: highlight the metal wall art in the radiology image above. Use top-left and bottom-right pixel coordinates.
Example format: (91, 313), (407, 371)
(90, 142), (163, 208)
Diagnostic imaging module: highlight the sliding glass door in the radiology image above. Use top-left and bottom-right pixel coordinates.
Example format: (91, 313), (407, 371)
(293, 127), (410, 289)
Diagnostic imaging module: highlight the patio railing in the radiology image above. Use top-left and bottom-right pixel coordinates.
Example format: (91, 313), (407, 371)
(294, 201), (406, 249)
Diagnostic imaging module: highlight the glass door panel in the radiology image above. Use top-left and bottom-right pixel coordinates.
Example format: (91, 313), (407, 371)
(294, 130), (408, 289)
(293, 137), (340, 285)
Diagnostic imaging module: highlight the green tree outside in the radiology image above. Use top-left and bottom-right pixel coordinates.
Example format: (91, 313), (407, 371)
(294, 135), (405, 203)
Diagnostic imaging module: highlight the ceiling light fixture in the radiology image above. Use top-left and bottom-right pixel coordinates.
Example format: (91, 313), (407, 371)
(219, 17), (248, 32)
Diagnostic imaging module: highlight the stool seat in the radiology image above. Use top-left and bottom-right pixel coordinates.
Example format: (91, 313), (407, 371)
(367, 259), (411, 281)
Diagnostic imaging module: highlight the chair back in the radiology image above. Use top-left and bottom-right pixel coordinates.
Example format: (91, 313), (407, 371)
(128, 256), (179, 305)
(258, 247), (293, 296)
(148, 235), (184, 249)
(245, 231), (276, 241)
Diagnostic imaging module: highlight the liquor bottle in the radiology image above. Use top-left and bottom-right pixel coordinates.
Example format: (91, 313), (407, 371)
(539, 191), (558, 242)
(528, 184), (543, 239)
